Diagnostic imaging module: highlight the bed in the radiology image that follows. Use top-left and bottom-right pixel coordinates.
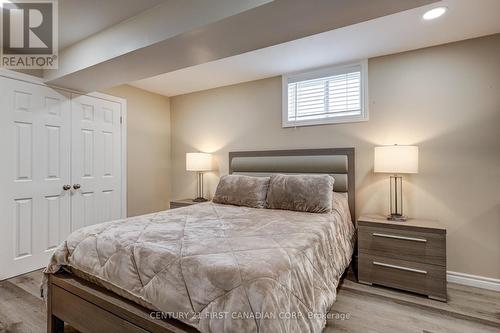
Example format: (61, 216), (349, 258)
(44, 148), (356, 333)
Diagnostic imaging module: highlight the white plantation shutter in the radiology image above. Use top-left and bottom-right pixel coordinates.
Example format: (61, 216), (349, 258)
(283, 62), (368, 127)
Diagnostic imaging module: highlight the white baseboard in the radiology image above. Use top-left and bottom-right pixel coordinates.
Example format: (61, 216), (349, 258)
(447, 271), (500, 292)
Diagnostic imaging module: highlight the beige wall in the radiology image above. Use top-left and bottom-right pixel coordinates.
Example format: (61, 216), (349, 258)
(103, 85), (171, 217)
(170, 34), (500, 279)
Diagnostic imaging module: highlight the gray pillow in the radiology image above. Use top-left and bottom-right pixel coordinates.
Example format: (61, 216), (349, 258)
(266, 174), (334, 213)
(213, 175), (270, 208)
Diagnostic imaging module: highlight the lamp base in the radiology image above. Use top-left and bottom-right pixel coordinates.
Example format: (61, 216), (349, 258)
(387, 214), (407, 222)
(193, 197), (208, 203)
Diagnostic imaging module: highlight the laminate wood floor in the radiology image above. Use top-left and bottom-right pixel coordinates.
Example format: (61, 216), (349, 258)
(1, 269), (499, 332)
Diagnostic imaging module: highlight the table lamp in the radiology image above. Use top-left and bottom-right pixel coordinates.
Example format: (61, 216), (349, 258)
(186, 152), (212, 202)
(374, 145), (419, 221)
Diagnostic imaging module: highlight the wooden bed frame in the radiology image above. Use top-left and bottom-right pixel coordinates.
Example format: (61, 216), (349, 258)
(47, 273), (196, 333)
(47, 148), (355, 333)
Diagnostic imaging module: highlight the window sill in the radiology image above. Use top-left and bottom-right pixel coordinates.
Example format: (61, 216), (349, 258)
(282, 114), (369, 128)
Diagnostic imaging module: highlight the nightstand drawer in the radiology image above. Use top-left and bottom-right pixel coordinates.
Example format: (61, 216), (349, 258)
(170, 199), (200, 209)
(170, 202), (191, 209)
(358, 254), (447, 300)
(358, 226), (446, 266)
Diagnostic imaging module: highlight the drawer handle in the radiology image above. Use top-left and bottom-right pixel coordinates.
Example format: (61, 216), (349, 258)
(373, 261), (428, 274)
(372, 232), (427, 243)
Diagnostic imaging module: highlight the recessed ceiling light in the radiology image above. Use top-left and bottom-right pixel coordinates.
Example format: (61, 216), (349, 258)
(423, 7), (448, 20)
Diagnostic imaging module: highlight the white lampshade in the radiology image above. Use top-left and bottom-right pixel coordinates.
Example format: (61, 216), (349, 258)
(374, 145), (419, 174)
(186, 152), (212, 171)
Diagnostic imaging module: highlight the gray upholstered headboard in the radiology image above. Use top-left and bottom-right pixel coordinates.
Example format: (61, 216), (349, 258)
(229, 148), (355, 220)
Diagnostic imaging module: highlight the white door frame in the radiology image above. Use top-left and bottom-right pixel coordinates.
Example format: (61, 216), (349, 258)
(0, 69), (127, 220)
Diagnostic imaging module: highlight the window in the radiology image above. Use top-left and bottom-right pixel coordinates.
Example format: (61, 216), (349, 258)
(282, 61), (368, 127)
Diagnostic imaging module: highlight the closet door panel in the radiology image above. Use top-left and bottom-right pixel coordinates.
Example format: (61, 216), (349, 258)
(71, 95), (122, 231)
(0, 76), (124, 280)
(0, 77), (71, 279)
(99, 99), (122, 222)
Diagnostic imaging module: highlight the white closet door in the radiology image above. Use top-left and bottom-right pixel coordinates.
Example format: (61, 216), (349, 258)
(0, 77), (71, 279)
(71, 94), (122, 230)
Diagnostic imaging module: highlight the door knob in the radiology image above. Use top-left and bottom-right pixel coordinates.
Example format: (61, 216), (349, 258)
(63, 185), (71, 191)
(73, 184), (81, 190)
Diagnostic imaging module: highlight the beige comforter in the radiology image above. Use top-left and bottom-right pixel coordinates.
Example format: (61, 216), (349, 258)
(44, 196), (355, 333)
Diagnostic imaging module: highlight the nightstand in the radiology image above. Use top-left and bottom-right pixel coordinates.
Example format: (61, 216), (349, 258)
(169, 199), (203, 209)
(357, 214), (447, 301)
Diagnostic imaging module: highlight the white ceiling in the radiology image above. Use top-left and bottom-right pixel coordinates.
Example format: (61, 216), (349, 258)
(48, 0), (428, 92)
(59, 0), (169, 49)
(130, 0), (500, 97)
